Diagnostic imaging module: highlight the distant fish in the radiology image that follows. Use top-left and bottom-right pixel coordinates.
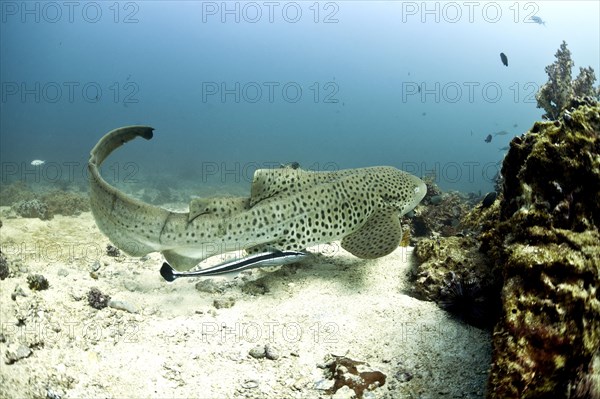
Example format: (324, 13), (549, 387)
(481, 192), (497, 208)
(30, 160), (45, 166)
(494, 130), (509, 136)
(484, 134), (492, 143)
(421, 112), (427, 116)
(530, 16), (546, 25)
(513, 123), (518, 128)
(498, 146), (509, 151)
(500, 53), (508, 67)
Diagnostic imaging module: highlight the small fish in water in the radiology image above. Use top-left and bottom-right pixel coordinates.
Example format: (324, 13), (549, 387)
(422, 112), (427, 116)
(513, 123), (518, 128)
(418, 85), (422, 93)
(500, 53), (508, 67)
(498, 146), (509, 151)
(160, 250), (307, 280)
(30, 160), (45, 166)
(484, 134), (493, 143)
(530, 16), (546, 25)
(494, 130), (509, 136)
(481, 192), (497, 208)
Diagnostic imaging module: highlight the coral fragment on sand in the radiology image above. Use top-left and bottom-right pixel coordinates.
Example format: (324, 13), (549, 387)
(27, 274), (49, 291)
(87, 287), (111, 310)
(321, 355), (386, 398)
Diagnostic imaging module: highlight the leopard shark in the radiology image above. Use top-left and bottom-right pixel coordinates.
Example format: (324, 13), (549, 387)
(88, 126), (427, 272)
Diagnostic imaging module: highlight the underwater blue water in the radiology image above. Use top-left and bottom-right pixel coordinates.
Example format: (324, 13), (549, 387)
(1, 1), (599, 194)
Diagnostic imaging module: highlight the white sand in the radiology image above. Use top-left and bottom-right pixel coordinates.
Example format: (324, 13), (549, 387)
(0, 210), (491, 398)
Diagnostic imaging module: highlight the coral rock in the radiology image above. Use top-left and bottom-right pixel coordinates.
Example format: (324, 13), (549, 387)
(536, 41), (600, 120)
(12, 199), (49, 220)
(412, 236), (498, 328)
(486, 101), (600, 397)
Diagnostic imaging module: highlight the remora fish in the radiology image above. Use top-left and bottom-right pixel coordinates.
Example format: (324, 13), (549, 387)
(160, 250), (307, 281)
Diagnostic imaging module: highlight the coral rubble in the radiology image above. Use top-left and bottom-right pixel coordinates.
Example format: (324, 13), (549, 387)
(12, 199), (49, 220)
(26, 274), (49, 291)
(9, 190), (89, 220)
(485, 100), (600, 397)
(105, 244), (121, 257)
(87, 287), (111, 310)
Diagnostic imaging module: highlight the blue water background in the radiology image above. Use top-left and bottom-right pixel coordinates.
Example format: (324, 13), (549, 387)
(1, 1), (599, 195)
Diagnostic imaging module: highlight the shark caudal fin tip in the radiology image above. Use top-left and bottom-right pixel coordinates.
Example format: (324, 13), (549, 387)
(141, 126), (154, 140)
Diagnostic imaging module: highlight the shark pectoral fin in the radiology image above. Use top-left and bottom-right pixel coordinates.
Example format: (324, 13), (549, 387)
(188, 197), (250, 222)
(341, 210), (402, 259)
(162, 250), (204, 272)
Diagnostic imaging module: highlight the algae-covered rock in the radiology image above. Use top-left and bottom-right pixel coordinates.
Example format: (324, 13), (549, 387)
(10, 191), (89, 220)
(12, 199), (49, 220)
(0, 182), (35, 206)
(40, 190), (90, 217)
(485, 100), (600, 397)
(411, 236), (498, 328)
(412, 192), (471, 238)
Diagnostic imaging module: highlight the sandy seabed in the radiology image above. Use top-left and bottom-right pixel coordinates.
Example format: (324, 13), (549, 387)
(0, 209), (491, 398)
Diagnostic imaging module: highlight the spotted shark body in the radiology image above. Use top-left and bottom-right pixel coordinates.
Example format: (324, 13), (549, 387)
(88, 126), (427, 271)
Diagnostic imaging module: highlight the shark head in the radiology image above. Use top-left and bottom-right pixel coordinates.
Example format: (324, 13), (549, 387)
(369, 167), (427, 216)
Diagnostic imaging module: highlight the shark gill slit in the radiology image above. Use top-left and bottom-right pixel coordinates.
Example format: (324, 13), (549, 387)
(110, 192), (117, 212)
(159, 212), (173, 245)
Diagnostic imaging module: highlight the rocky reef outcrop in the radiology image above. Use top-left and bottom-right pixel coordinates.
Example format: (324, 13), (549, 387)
(2, 183), (90, 220)
(411, 235), (498, 329)
(484, 98), (600, 397)
(409, 42), (600, 397)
